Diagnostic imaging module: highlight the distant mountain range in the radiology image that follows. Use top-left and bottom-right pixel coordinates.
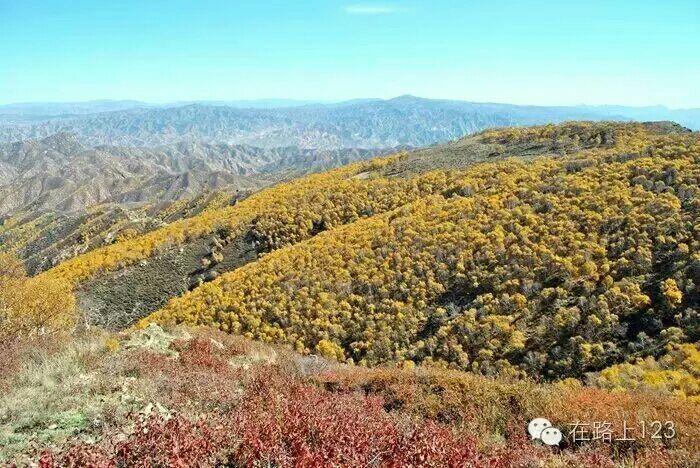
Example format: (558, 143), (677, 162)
(1, 96), (697, 148)
(0, 96), (697, 215)
(0, 99), (326, 117)
(0, 133), (383, 216)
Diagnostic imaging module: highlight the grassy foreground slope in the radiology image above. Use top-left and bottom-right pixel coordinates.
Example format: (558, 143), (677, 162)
(1, 325), (698, 466)
(136, 122), (700, 384)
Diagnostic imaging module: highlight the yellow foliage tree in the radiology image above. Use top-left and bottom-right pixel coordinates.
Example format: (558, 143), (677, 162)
(661, 278), (683, 307)
(0, 253), (76, 339)
(593, 343), (700, 402)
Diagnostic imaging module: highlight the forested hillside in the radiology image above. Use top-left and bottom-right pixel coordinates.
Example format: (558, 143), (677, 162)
(138, 122), (699, 384)
(40, 122), (594, 324)
(3, 121), (699, 466)
(41, 121), (700, 388)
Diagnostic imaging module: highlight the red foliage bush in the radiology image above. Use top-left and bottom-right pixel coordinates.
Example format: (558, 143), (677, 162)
(39, 445), (115, 468)
(174, 337), (230, 372)
(39, 415), (227, 468)
(228, 367), (401, 466)
(108, 339), (245, 412)
(116, 415), (230, 467)
(37, 367), (605, 467)
(33, 332), (697, 467)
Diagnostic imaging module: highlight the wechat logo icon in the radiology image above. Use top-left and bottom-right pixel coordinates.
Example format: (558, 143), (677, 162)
(528, 418), (562, 446)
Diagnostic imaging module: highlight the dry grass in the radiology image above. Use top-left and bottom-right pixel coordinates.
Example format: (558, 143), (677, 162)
(1, 325), (698, 467)
(0, 331), (113, 461)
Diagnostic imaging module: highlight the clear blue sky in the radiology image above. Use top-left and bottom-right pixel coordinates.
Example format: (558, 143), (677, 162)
(1, 0), (698, 107)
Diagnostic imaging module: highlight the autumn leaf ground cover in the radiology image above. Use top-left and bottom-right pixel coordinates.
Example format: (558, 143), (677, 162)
(1, 325), (697, 467)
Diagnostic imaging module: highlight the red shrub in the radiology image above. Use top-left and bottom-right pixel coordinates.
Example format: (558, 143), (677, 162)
(115, 415), (230, 467)
(39, 445), (114, 468)
(227, 367), (398, 466)
(176, 337), (230, 372)
(32, 332), (697, 467)
(39, 415), (227, 468)
(108, 342), (244, 411)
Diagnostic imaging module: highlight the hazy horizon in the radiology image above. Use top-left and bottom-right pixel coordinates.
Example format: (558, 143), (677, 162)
(1, 95), (699, 111)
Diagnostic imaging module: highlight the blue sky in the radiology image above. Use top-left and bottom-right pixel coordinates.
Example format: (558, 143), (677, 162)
(1, 0), (698, 107)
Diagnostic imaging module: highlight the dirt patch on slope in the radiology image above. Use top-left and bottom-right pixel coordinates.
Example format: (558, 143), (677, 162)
(77, 232), (258, 329)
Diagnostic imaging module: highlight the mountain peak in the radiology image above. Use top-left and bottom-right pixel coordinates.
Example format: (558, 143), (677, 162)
(388, 94), (424, 102)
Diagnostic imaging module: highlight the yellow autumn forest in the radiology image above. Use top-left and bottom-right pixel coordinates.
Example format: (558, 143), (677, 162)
(42, 120), (689, 396)
(3, 121), (699, 466)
